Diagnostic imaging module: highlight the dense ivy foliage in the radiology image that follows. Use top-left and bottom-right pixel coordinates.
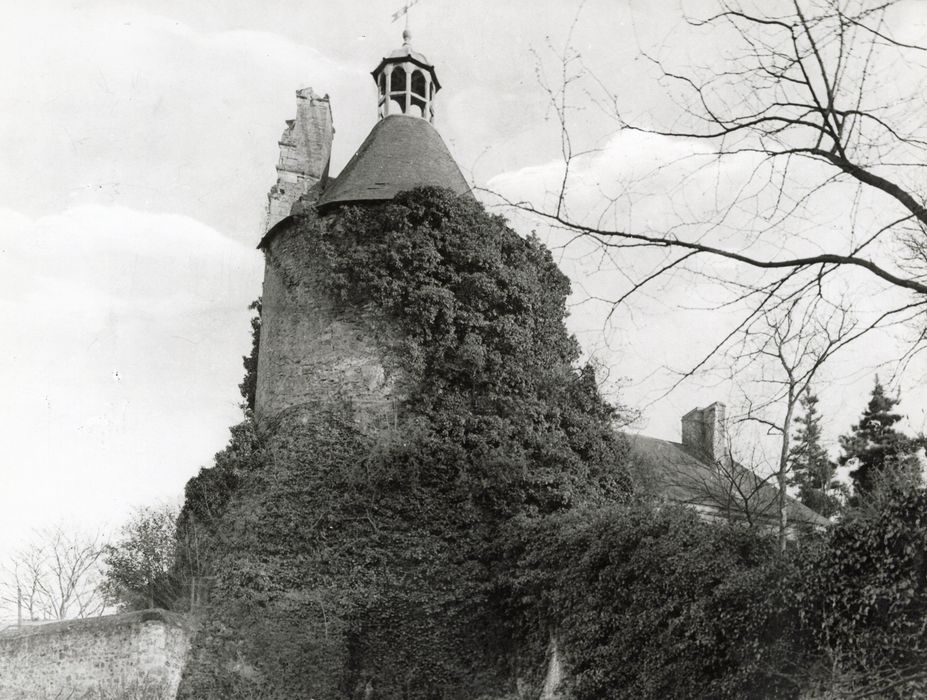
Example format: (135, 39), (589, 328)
(172, 300), (263, 605)
(501, 490), (927, 699)
(317, 189), (632, 516)
(495, 487), (927, 700)
(797, 485), (927, 697)
(504, 504), (803, 699)
(174, 418), (260, 584)
(177, 188), (632, 698)
(174, 188), (927, 699)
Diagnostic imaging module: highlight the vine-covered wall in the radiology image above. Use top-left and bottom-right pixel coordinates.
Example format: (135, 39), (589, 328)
(255, 215), (400, 429)
(176, 188), (632, 698)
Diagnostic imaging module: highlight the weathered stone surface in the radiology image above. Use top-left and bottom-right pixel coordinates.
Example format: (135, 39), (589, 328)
(264, 87), (333, 231)
(0, 610), (193, 700)
(254, 214), (401, 429)
(681, 402), (727, 464)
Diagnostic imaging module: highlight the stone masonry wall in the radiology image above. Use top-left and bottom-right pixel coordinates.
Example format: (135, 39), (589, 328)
(681, 402), (728, 465)
(264, 87), (334, 231)
(0, 610), (193, 700)
(254, 215), (401, 429)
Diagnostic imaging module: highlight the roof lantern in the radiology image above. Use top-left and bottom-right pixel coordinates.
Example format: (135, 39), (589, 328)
(372, 29), (440, 122)
(313, 29), (472, 210)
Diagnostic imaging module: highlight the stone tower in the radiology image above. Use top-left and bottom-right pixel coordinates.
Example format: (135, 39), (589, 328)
(254, 33), (470, 427)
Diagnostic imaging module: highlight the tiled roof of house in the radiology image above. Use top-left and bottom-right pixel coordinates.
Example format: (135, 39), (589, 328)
(317, 114), (471, 209)
(627, 434), (830, 528)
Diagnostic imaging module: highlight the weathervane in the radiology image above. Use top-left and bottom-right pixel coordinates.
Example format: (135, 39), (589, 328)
(392, 0), (423, 35)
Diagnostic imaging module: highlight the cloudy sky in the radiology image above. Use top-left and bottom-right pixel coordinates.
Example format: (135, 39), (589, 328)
(2, 0), (926, 596)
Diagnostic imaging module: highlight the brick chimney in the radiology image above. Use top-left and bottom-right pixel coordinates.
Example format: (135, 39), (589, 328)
(681, 402), (728, 464)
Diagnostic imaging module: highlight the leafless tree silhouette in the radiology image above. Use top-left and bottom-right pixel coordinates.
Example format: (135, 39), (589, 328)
(490, 0), (927, 384)
(0, 526), (106, 623)
(669, 443), (779, 527)
(728, 295), (858, 548)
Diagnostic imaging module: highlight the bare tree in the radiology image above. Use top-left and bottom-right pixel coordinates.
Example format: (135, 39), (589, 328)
(490, 0), (927, 382)
(727, 296), (861, 548)
(0, 526), (107, 623)
(670, 442), (780, 528)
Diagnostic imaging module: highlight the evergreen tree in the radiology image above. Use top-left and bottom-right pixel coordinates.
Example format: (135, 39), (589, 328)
(839, 377), (923, 497)
(787, 390), (843, 518)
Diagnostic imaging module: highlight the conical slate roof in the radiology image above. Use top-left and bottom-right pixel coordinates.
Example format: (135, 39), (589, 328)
(317, 114), (470, 209)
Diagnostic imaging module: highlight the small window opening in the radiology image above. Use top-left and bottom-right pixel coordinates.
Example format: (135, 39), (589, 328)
(390, 67), (406, 93)
(411, 70), (426, 99)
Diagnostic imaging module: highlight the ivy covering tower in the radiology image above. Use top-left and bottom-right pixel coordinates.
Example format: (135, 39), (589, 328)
(175, 32), (632, 698)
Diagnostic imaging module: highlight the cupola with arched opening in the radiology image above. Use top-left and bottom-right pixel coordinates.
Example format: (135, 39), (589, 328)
(372, 30), (440, 122)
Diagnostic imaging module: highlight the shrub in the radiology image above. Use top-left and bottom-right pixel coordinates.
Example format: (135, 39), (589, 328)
(504, 504), (802, 699)
(797, 484), (927, 697)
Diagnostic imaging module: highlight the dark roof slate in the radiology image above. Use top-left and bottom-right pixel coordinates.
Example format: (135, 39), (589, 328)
(317, 115), (471, 209)
(627, 434), (830, 528)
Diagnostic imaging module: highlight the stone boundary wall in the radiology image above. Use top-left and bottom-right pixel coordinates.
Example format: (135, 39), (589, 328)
(0, 609), (193, 700)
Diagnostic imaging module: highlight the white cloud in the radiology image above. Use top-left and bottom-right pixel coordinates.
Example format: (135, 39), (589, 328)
(0, 0), (923, 585)
(486, 128), (927, 449)
(0, 9), (368, 245)
(0, 205), (263, 562)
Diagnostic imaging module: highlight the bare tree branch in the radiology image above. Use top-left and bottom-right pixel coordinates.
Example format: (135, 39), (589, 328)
(0, 526), (106, 623)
